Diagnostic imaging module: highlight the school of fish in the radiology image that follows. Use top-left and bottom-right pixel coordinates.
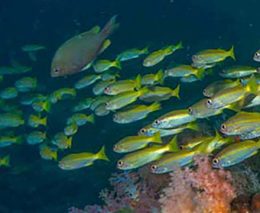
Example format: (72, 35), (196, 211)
(0, 16), (259, 174)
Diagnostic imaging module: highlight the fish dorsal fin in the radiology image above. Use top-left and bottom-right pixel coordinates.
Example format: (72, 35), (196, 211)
(90, 25), (101, 34)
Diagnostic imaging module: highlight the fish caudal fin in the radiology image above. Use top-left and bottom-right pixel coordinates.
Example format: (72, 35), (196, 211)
(176, 41), (183, 50)
(214, 130), (222, 141)
(113, 60), (121, 69)
(87, 114), (95, 124)
(135, 74), (142, 89)
(156, 69), (165, 85)
(172, 84), (180, 99)
(167, 136), (180, 152)
(228, 46), (236, 61)
(139, 87), (149, 96)
(186, 122), (199, 132)
(149, 102), (161, 112)
(1, 155), (10, 167)
(42, 117), (47, 126)
(257, 140), (260, 149)
(52, 151), (58, 161)
(67, 137), (73, 148)
(16, 136), (24, 144)
(195, 68), (205, 80)
(142, 47), (149, 54)
(100, 15), (119, 39)
(152, 132), (162, 143)
(44, 101), (52, 112)
(97, 146), (109, 161)
(246, 75), (258, 95)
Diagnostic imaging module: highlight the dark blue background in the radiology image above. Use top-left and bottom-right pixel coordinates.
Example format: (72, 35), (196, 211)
(0, 0), (259, 212)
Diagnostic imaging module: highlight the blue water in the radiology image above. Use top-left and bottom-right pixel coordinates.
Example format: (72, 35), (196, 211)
(0, 0), (259, 212)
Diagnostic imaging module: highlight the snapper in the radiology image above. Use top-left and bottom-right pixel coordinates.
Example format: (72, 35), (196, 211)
(51, 16), (119, 77)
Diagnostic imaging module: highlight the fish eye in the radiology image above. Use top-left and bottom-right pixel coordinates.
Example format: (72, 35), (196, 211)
(255, 52), (260, 57)
(212, 158), (219, 165)
(207, 99), (212, 105)
(53, 67), (60, 73)
(140, 128), (146, 133)
(192, 55), (197, 60)
(154, 120), (160, 124)
(179, 145), (184, 150)
(151, 165), (157, 171)
(188, 107), (193, 114)
(221, 124), (226, 130)
(117, 160), (124, 167)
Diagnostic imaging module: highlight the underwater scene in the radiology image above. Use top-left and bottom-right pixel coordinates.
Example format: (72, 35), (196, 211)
(0, 0), (259, 212)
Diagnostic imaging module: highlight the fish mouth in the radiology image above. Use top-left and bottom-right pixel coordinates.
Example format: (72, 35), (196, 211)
(50, 71), (60, 78)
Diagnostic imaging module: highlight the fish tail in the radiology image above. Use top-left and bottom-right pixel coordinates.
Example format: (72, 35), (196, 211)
(205, 68), (214, 76)
(226, 102), (241, 112)
(172, 84), (180, 99)
(44, 101), (52, 112)
(186, 121), (199, 132)
(1, 155), (10, 167)
(135, 74), (142, 89)
(176, 41), (183, 50)
(97, 146), (109, 161)
(246, 75), (258, 94)
(156, 69), (165, 84)
(142, 47), (149, 54)
(100, 15), (119, 38)
(139, 87), (149, 96)
(16, 136), (24, 144)
(228, 46), (236, 60)
(257, 140), (260, 149)
(113, 60), (121, 69)
(52, 151), (58, 161)
(195, 68), (205, 80)
(149, 102), (161, 113)
(87, 114), (95, 124)
(214, 130), (222, 141)
(167, 136), (180, 152)
(193, 141), (208, 154)
(42, 117), (47, 126)
(163, 45), (174, 55)
(67, 137), (73, 148)
(152, 132), (162, 143)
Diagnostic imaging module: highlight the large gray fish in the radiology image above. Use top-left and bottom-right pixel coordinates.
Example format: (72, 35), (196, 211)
(51, 16), (119, 77)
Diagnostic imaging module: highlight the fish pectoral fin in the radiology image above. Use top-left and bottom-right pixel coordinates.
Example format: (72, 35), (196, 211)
(81, 62), (93, 71)
(99, 39), (111, 54)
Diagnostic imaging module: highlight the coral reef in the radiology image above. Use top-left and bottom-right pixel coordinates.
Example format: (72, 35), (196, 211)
(68, 156), (260, 213)
(159, 156), (236, 213)
(69, 170), (161, 213)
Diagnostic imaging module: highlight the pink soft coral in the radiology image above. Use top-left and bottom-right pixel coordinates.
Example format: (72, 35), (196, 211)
(160, 156), (236, 213)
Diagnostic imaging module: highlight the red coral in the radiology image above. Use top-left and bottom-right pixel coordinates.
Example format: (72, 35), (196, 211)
(160, 156), (236, 213)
